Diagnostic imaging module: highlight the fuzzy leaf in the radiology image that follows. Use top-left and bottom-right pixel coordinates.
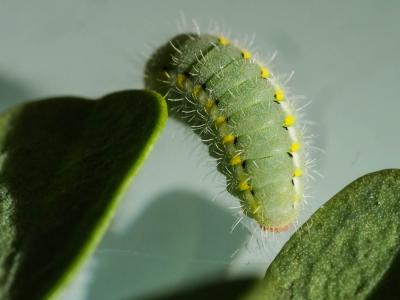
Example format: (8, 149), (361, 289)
(0, 90), (167, 300)
(260, 169), (400, 300)
(367, 242), (400, 299)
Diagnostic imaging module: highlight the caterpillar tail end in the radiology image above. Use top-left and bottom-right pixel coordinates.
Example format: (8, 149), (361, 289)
(261, 224), (291, 233)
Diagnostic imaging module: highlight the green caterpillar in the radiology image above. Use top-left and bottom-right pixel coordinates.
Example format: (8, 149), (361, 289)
(145, 33), (306, 232)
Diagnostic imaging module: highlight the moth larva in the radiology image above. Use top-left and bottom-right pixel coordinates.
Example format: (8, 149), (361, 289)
(145, 33), (306, 232)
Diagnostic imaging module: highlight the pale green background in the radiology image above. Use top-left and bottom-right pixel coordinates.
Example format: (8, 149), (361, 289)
(1, 0), (399, 299)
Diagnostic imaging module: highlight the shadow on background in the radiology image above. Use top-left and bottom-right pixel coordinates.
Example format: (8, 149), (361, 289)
(0, 74), (33, 110)
(87, 190), (248, 300)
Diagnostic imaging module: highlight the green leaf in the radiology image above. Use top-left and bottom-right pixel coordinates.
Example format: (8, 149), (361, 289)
(367, 239), (400, 299)
(261, 169), (400, 300)
(0, 90), (167, 300)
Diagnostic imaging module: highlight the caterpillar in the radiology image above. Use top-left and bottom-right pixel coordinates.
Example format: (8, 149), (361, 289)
(145, 32), (307, 233)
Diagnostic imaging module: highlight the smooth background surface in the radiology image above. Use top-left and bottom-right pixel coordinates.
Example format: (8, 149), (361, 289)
(1, 1), (399, 299)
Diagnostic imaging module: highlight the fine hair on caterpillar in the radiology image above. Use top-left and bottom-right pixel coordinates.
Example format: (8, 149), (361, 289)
(144, 20), (316, 237)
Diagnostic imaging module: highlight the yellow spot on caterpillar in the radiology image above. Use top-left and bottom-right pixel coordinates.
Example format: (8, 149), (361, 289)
(218, 36), (230, 45)
(205, 99), (215, 111)
(274, 88), (285, 102)
(215, 116), (226, 126)
(192, 84), (203, 99)
(223, 134), (235, 145)
(176, 74), (186, 89)
(260, 66), (270, 78)
(293, 168), (303, 177)
(290, 142), (300, 153)
(241, 49), (252, 60)
(284, 115), (296, 127)
(239, 180), (250, 191)
(230, 155), (242, 166)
